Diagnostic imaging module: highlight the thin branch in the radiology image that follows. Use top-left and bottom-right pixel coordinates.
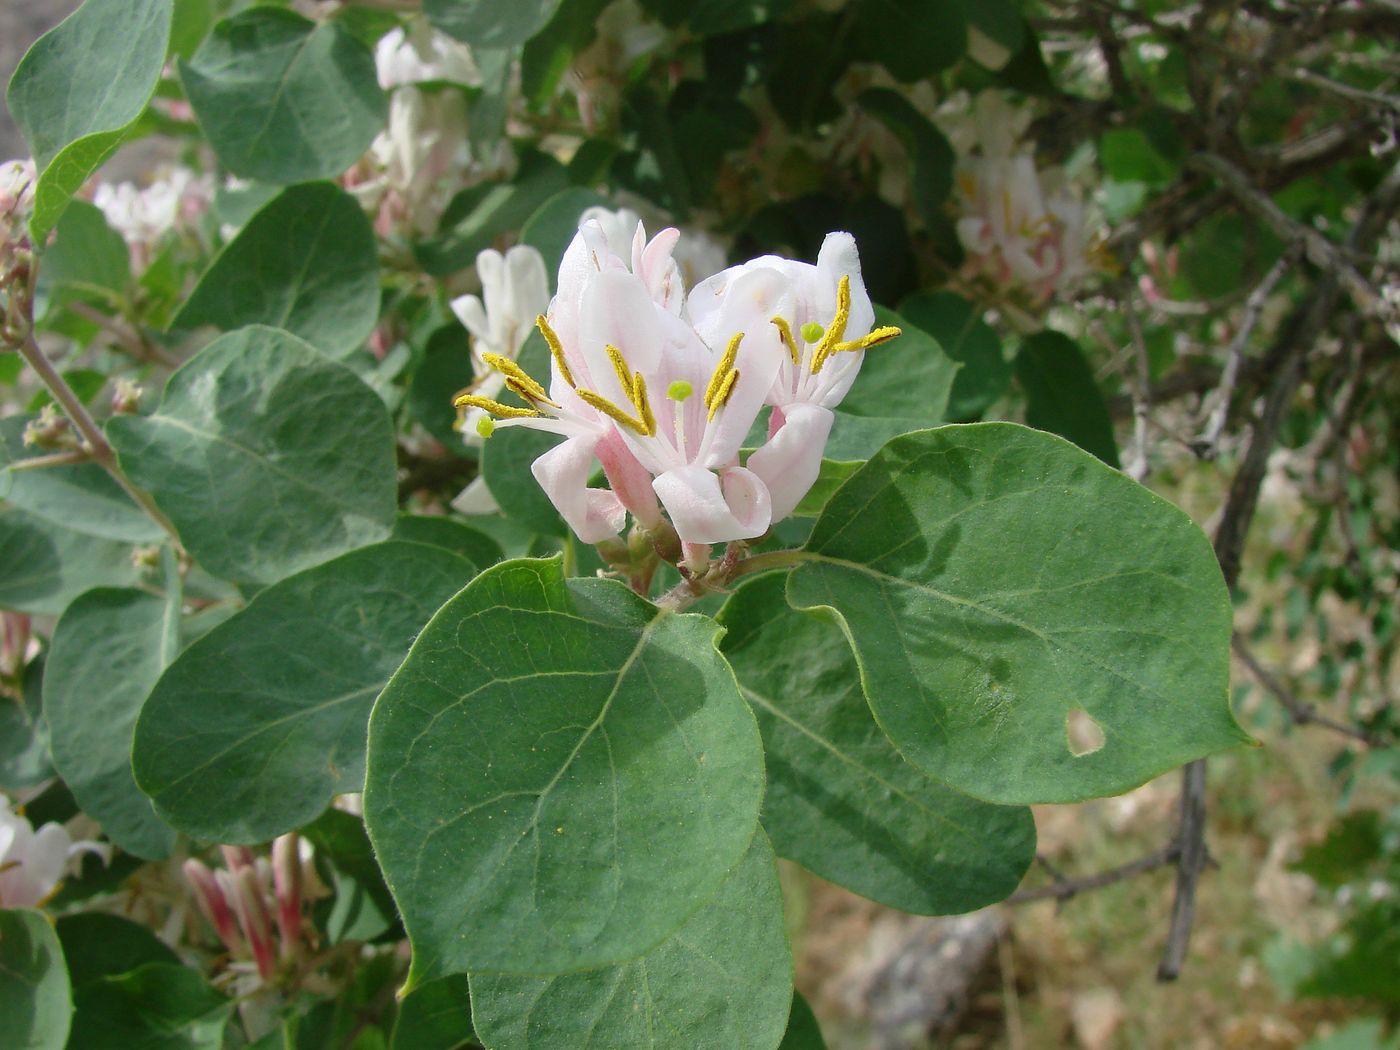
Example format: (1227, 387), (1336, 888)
(65, 301), (181, 369)
(1009, 845), (1179, 903)
(1157, 759), (1207, 980)
(1194, 248), (1300, 457)
(7, 448), (93, 471)
(1232, 634), (1380, 745)
(1120, 282), (1154, 482)
(15, 330), (180, 542)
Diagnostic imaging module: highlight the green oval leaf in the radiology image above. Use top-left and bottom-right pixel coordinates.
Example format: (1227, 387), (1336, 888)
(788, 423), (1247, 805)
(106, 325), (398, 585)
(133, 542), (474, 843)
(392, 515), (503, 570)
(180, 8), (385, 183)
(0, 908), (71, 1050)
(823, 306), (959, 461)
(898, 291), (1009, 421)
(0, 507), (141, 616)
(470, 831), (792, 1050)
(6, 0), (173, 240)
(1014, 330), (1120, 468)
(70, 962), (229, 1050)
(46, 589), (179, 859)
(424, 0), (563, 48)
(365, 558), (765, 981)
(391, 975), (475, 1050)
(719, 573), (1035, 913)
(172, 183), (380, 358)
(55, 912), (179, 991)
(856, 89), (955, 225)
(856, 0), (967, 81)
(1, 662), (52, 789)
(780, 993), (828, 1050)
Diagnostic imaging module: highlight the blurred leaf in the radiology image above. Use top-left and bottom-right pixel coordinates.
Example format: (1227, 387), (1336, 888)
(0, 661), (52, 789)
(1295, 811), (1385, 888)
(825, 305), (959, 461)
(107, 326), (398, 585)
(7, 0), (173, 240)
(520, 0), (610, 106)
(364, 558), (765, 981)
(133, 542), (475, 843)
(392, 515), (503, 570)
(720, 573), (1036, 912)
(898, 290), (1009, 420)
(46, 588), (179, 858)
(35, 202), (129, 325)
(471, 833), (792, 1050)
(520, 188), (611, 276)
(788, 424), (1246, 804)
(181, 8), (385, 183)
(687, 0), (795, 34)
(415, 151), (570, 276)
(857, 89), (955, 225)
(55, 913), (179, 990)
(1015, 329), (1121, 468)
(1, 417), (161, 544)
(407, 323), (477, 449)
(856, 0), (967, 81)
(0, 506), (141, 616)
(173, 183), (380, 359)
(0, 908), (70, 1050)
(391, 975), (474, 1050)
(779, 993), (828, 1050)
(70, 962), (229, 1050)
(424, 0), (563, 47)
(301, 808), (399, 945)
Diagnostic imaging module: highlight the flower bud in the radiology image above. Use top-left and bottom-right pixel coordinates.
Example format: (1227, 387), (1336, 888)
(271, 833), (302, 960)
(183, 858), (243, 954)
(111, 379), (143, 415)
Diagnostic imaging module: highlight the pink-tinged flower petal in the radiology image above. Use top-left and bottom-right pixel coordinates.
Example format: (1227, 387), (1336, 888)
(652, 464), (772, 544)
(531, 436), (627, 543)
(185, 859), (243, 953)
(450, 475), (501, 516)
(596, 428), (662, 528)
(637, 226), (683, 312)
(746, 403), (834, 522)
(231, 866), (277, 981)
(272, 834), (302, 960)
(579, 269), (665, 389)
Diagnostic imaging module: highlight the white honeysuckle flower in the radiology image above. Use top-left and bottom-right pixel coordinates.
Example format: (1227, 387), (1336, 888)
(376, 16), (479, 89)
(1, 158), (36, 216)
(691, 232), (899, 521)
(364, 87), (469, 234)
(92, 168), (212, 261)
(0, 794), (109, 909)
(945, 91), (1099, 304)
(456, 219), (788, 545)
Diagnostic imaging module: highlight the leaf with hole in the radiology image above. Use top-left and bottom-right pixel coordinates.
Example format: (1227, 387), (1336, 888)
(788, 423), (1247, 805)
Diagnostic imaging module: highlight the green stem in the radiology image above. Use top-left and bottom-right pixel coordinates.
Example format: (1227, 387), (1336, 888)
(16, 330), (181, 543)
(654, 547), (811, 612)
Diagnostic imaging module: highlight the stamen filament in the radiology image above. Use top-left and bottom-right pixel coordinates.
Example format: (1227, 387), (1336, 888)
(535, 315), (576, 389)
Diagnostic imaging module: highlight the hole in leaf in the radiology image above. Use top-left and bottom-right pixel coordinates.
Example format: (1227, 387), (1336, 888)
(1066, 708), (1106, 757)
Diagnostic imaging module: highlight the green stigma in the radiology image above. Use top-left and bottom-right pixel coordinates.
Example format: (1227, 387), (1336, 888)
(801, 321), (825, 343)
(667, 380), (694, 401)
(475, 416), (496, 439)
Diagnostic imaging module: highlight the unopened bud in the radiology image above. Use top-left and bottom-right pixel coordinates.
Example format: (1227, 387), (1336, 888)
(221, 845), (257, 874)
(130, 545), (162, 571)
(229, 865), (277, 982)
(111, 379), (143, 415)
(184, 859), (243, 954)
(271, 834), (302, 961)
(22, 406), (73, 450)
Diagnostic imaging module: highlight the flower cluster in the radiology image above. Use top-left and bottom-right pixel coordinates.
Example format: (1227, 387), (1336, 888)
(0, 793), (108, 909)
(92, 167), (213, 267)
(454, 221), (898, 560)
(943, 92), (1100, 305)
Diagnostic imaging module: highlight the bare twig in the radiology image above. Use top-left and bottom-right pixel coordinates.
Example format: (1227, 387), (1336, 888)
(1009, 845), (1179, 903)
(1232, 634), (1380, 745)
(6, 448), (93, 471)
(65, 301), (181, 369)
(1194, 248), (1299, 457)
(1157, 760), (1207, 980)
(15, 330), (180, 542)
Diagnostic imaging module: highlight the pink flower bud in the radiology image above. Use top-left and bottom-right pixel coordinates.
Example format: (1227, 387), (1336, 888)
(229, 865), (277, 982)
(183, 858), (243, 954)
(221, 845), (256, 873)
(271, 834), (302, 960)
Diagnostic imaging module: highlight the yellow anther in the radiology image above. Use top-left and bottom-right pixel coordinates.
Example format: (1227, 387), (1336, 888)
(482, 352), (552, 404)
(811, 275), (852, 374)
(575, 388), (652, 437)
(707, 368), (739, 421)
(833, 325), (902, 355)
(705, 333), (743, 409)
(604, 344), (634, 400)
(634, 373), (657, 436)
(771, 317), (800, 365)
(535, 315), (575, 389)
(452, 393), (541, 419)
